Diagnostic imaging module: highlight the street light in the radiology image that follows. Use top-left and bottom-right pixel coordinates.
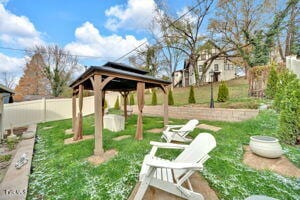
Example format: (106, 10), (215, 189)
(209, 70), (214, 108)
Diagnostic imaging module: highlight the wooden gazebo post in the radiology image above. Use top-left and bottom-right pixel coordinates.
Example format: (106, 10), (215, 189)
(135, 82), (145, 140)
(121, 91), (129, 120)
(93, 74), (104, 156)
(72, 90), (77, 133)
(73, 84), (83, 140)
(91, 75), (115, 156)
(162, 86), (169, 126)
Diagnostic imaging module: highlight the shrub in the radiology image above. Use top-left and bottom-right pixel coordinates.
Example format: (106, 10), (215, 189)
(217, 81), (229, 102)
(265, 66), (278, 99)
(168, 89), (174, 105)
(114, 97), (120, 110)
(277, 75), (300, 145)
(274, 69), (297, 111)
(129, 93), (135, 105)
(151, 89), (157, 105)
(188, 86), (196, 103)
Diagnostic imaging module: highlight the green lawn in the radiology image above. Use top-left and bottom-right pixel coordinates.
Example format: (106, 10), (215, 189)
(28, 111), (299, 199)
(143, 78), (267, 109)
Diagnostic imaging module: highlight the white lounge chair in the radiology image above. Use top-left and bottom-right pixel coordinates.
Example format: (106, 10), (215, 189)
(162, 119), (199, 143)
(134, 132), (216, 200)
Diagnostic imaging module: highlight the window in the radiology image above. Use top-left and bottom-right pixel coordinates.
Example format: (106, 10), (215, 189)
(201, 54), (206, 60)
(214, 64), (219, 71)
(198, 65), (203, 73)
(224, 64), (229, 70)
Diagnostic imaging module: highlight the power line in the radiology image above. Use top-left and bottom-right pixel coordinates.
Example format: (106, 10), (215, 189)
(0, 1), (203, 62)
(0, 46), (116, 60)
(114, 0), (204, 62)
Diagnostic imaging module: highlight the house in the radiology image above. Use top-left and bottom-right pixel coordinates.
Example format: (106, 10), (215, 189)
(173, 42), (238, 87)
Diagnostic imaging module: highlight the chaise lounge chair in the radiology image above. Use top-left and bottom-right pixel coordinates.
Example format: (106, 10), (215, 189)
(134, 132), (216, 200)
(162, 119), (199, 143)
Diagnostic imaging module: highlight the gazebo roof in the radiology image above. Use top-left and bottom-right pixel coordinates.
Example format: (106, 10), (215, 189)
(70, 62), (171, 91)
(0, 84), (14, 94)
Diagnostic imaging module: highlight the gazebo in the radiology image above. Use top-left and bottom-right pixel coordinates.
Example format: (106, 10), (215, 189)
(69, 62), (171, 157)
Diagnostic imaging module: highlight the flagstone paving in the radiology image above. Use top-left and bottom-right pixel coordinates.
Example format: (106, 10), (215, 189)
(42, 126), (54, 130)
(112, 135), (131, 141)
(64, 135), (94, 145)
(87, 149), (118, 165)
(243, 146), (300, 178)
(64, 128), (73, 135)
(128, 173), (218, 200)
(146, 128), (163, 134)
(197, 124), (222, 132)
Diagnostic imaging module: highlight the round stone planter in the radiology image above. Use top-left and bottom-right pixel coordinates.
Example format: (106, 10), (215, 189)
(249, 136), (283, 158)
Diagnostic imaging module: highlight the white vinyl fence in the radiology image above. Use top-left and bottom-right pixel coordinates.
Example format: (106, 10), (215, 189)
(3, 92), (119, 130)
(286, 55), (300, 79)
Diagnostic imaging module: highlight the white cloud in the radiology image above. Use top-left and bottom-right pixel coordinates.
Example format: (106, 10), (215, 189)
(105, 0), (157, 31)
(176, 7), (198, 23)
(0, 52), (26, 73)
(65, 22), (147, 61)
(0, 0), (9, 4)
(0, 4), (44, 48)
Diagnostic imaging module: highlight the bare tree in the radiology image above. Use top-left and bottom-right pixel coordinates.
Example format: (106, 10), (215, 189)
(157, 0), (215, 85)
(148, 8), (184, 83)
(31, 45), (79, 97)
(0, 72), (17, 89)
(129, 44), (164, 77)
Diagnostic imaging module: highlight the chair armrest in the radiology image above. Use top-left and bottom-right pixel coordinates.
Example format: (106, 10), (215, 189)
(150, 141), (189, 150)
(146, 159), (203, 170)
(165, 125), (184, 128)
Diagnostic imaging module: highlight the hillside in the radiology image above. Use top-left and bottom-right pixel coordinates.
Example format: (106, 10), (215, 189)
(144, 77), (264, 109)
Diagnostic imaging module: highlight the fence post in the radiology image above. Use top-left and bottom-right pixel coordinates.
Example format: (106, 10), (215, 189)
(42, 98), (46, 122)
(0, 94), (3, 140)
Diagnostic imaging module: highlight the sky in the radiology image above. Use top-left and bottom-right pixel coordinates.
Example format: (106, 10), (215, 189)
(0, 0), (196, 86)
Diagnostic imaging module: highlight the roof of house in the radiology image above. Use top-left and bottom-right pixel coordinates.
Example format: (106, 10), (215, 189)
(70, 62), (171, 91)
(0, 84), (14, 94)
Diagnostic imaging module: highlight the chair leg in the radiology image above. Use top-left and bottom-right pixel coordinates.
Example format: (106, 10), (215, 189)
(134, 177), (151, 200)
(134, 168), (155, 200)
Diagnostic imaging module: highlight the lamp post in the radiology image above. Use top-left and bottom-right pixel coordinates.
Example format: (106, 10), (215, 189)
(209, 70), (214, 108)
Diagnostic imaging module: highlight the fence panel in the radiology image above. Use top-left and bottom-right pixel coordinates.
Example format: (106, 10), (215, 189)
(2, 92), (121, 130)
(3, 99), (44, 129)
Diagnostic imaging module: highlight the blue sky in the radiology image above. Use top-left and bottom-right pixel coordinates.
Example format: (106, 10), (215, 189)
(0, 0), (196, 83)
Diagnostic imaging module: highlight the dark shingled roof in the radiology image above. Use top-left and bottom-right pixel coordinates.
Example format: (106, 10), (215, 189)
(69, 62), (171, 91)
(103, 62), (148, 75)
(0, 84), (14, 94)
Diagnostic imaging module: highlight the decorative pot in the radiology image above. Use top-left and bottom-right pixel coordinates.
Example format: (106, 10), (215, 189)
(249, 136), (283, 158)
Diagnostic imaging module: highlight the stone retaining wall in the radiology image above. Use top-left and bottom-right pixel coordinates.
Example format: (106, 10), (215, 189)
(131, 105), (259, 122)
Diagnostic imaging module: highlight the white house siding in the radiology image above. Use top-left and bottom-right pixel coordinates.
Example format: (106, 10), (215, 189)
(286, 56), (300, 79)
(197, 59), (236, 83)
